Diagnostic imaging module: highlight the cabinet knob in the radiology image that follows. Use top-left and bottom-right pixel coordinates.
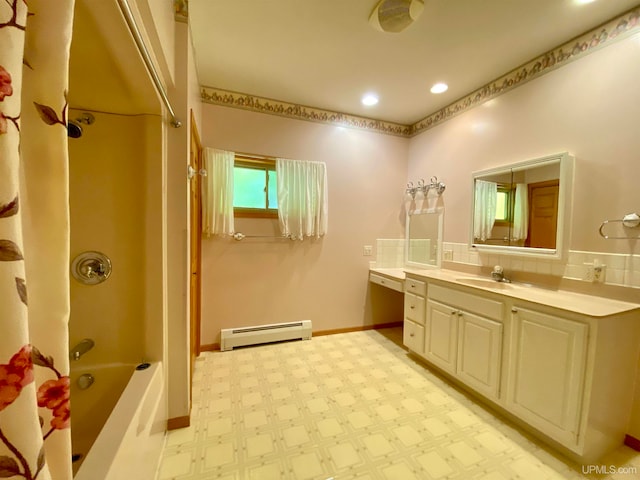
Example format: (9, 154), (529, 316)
(451, 310), (457, 315)
(410, 305), (415, 309)
(511, 307), (518, 313)
(409, 332), (414, 337)
(457, 311), (463, 316)
(381, 280), (385, 284)
(411, 283), (415, 288)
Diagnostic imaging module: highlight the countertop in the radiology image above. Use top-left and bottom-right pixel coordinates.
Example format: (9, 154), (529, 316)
(370, 267), (640, 318)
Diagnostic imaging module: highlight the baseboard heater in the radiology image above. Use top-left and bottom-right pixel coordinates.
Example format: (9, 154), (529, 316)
(220, 320), (312, 351)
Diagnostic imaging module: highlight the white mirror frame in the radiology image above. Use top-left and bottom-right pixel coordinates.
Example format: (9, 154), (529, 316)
(405, 207), (444, 269)
(470, 152), (574, 259)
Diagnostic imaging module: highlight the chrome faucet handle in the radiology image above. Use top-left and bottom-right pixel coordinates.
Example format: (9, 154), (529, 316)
(491, 265), (511, 282)
(72, 251), (112, 285)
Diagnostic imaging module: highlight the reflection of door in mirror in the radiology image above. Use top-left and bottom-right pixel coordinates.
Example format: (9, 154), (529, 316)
(526, 180), (559, 248)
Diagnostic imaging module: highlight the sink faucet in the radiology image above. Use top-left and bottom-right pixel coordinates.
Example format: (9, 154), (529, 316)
(491, 265), (511, 283)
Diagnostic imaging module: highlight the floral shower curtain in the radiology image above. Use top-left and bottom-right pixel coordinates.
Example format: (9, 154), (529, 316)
(0, 1), (74, 479)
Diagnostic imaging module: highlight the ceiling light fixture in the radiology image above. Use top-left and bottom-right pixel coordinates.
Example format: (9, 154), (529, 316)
(361, 93), (379, 106)
(369, 0), (424, 33)
(430, 83), (448, 94)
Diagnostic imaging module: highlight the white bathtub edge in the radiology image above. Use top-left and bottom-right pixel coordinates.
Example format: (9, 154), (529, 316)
(74, 362), (166, 480)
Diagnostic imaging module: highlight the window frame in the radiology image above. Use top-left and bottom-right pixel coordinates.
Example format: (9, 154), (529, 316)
(233, 155), (278, 218)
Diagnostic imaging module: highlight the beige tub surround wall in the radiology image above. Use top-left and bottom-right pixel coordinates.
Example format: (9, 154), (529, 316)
(407, 33), (640, 439)
(68, 110), (150, 366)
(200, 105), (408, 346)
(142, 117), (166, 365)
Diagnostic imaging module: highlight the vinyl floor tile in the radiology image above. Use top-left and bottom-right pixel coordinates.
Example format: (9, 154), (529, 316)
(158, 328), (640, 479)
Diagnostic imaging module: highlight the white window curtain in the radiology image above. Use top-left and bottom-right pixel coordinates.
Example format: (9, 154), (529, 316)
(512, 183), (529, 241)
(202, 148), (235, 237)
(276, 158), (328, 240)
(473, 180), (497, 241)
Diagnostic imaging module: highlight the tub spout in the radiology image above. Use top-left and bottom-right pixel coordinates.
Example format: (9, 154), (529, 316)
(70, 338), (95, 361)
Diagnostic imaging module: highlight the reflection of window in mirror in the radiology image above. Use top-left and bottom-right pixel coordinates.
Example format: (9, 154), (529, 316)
(494, 186), (512, 224)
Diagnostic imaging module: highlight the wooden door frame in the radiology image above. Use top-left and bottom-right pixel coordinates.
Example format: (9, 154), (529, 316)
(189, 110), (202, 376)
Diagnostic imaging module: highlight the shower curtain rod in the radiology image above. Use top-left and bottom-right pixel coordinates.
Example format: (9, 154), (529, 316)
(116, 0), (182, 128)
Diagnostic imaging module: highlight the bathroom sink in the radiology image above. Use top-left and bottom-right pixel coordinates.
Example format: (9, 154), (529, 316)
(455, 277), (515, 290)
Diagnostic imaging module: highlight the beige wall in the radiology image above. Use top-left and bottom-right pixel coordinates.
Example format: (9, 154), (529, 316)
(200, 106), (408, 346)
(408, 33), (640, 255)
(135, 0), (176, 87)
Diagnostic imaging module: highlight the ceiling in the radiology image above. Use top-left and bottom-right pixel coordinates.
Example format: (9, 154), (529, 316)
(189, 0), (639, 126)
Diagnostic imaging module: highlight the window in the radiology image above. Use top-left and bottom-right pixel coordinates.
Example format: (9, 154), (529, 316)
(494, 185), (513, 224)
(233, 156), (278, 217)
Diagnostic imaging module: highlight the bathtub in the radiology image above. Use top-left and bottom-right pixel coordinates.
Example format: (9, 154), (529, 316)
(72, 362), (165, 480)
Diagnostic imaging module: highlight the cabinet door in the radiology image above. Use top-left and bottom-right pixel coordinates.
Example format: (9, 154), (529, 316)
(457, 312), (503, 400)
(403, 319), (425, 355)
(507, 306), (588, 446)
(425, 300), (458, 374)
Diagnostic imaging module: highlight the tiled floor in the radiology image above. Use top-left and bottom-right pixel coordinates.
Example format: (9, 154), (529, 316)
(157, 328), (640, 479)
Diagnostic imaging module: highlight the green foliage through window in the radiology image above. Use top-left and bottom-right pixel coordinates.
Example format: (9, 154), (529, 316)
(233, 157), (277, 216)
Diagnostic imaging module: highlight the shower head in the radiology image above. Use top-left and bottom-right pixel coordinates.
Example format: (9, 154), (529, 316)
(67, 112), (94, 139)
(67, 120), (83, 138)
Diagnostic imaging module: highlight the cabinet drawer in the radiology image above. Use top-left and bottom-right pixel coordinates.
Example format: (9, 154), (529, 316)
(404, 292), (425, 324)
(428, 283), (503, 321)
(403, 320), (424, 354)
(369, 273), (403, 292)
(405, 277), (427, 296)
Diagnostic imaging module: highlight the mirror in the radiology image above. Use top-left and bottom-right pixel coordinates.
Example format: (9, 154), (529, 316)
(406, 208), (444, 268)
(471, 152), (573, 258)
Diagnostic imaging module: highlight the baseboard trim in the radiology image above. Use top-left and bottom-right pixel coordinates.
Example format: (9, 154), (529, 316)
(199, 322), (403, 351)
(200, 343), (220, 352)
(167, 415), (190, 430)
(314, 321), (403, 337)
(624, 434), (640, 451)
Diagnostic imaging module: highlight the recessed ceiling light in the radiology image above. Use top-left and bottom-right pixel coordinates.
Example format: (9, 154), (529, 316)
(574, 0), (596, 4)
(430, 83), (448, 94)
(361, 93), (379, 106)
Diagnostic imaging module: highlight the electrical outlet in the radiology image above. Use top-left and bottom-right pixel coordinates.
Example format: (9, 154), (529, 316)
(363, 245), (373, 256)
(443, 249), (453, 261)
(584, 262), (606, 283)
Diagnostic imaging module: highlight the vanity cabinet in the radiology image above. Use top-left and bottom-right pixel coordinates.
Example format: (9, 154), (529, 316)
(507, 306), (588, 447)
(397, 269), (640, 463)
(425, 283), (504, 400)
(403, 276), (426, 354)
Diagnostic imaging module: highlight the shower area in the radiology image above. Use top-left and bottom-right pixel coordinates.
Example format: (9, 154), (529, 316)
(67, 0), (167, 476)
